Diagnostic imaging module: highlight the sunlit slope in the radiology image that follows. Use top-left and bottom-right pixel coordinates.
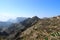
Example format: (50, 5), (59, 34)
(19, 16), (60, 40)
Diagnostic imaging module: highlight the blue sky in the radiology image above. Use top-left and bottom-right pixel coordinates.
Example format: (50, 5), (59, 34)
(0, 0), (60, 21)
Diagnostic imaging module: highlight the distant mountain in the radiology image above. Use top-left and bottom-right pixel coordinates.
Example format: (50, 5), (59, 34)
(8, 17), (27, 23)
(0, 22), (12, 29)
(0, 22), (12, 33)
(0, 17), (27, 32)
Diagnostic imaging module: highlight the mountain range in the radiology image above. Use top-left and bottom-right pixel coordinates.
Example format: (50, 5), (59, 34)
(0, 16), (60, 40)
(8, 17), (26, 23)
(0, 17), (26, 32)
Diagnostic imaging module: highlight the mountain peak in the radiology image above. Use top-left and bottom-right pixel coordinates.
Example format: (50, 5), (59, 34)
(32, 16), (39, 19)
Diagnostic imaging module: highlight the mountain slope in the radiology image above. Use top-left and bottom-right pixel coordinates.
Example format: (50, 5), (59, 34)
(0, 16), (60, 40)
(16, 16), (60, 40)
(4, 16), (40, 40)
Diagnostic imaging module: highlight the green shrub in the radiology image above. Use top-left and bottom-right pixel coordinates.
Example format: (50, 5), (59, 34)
(45, 37), (48, 40)
(51, 33), (55, 37)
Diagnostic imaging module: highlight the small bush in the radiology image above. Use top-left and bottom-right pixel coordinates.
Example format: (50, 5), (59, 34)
(45, 37), (48, 40)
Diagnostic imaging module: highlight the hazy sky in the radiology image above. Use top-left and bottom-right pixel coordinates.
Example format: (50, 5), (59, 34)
(0, 0), (60, 21)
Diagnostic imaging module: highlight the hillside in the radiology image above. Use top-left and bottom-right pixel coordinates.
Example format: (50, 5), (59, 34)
(3, 16), (39, 40)
(16, 16), (60, 40)
(0, 16), (60, 40)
